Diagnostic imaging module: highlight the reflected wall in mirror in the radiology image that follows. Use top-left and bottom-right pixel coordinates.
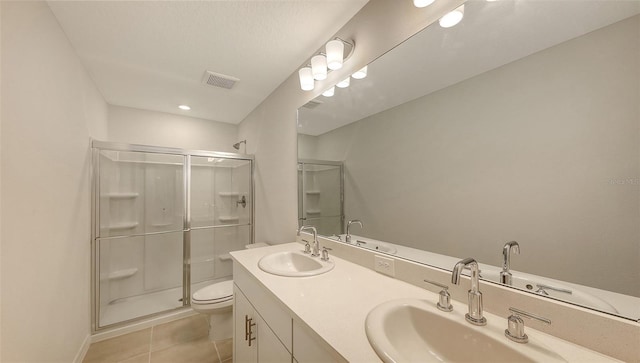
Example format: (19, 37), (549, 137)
(297, 1), (639, 320)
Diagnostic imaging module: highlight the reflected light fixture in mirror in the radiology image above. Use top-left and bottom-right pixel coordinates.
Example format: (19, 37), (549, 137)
(413, 0), (435, 8)
(311, 54), (328, 80)
(336, 77), (351, 88)
(299, 67), (315, 91)
(352, 65), (368, 79)
(439, 4), (465, 28)
(322, 86), (335, 97)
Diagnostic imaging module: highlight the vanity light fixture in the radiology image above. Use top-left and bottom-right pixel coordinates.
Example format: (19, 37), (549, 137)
(336, 77), (350, 88)
(178, 105), (191, 111)
(413, 0), (435, 8)
(298, 37), (355, 91)
(352, 65), (368, 80)
(299, 67), (315, 91)
(439, 4), (465, 28)
(311, 54), (328, 81)
(322, 86), (335, 97)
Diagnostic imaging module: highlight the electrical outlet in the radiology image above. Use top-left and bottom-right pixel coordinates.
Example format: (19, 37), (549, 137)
(374, 255), (395, 277)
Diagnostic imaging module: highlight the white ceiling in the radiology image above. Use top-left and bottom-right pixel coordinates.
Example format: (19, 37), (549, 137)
(47, 0), (369, 124)
(298, 0), (640, 136)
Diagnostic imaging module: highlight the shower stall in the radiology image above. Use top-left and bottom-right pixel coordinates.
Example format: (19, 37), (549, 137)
(91, 140), (253, 331)
(297, 159), (344, 236)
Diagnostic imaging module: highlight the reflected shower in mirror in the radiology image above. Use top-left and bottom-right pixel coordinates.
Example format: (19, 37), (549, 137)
(297, 1), (639, 320)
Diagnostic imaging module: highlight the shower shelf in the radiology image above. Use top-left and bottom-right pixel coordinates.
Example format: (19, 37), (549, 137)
(100, 268), (138, 281)
(108, 222), (139, 230)
(218, 216), (240, 223)
(219, 192), (240, 197)
(305, 190), (321, 195)
(103, 192), (139, 199)
(150, 222), (174, 227)
(192, 255), (216, 264)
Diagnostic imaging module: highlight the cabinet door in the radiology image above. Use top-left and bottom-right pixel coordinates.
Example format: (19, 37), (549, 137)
(234, 285), (258, 363)
(293, 319), (346, 363)
(257, 313), (292, 363)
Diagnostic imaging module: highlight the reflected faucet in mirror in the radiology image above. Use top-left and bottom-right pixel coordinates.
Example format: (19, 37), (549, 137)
(452, 258), (487, 326)
(346, 219), (363, 243)
(500, 241), (520, 285)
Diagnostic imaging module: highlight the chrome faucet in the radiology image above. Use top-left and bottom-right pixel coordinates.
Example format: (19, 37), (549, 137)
(500, 241), (520, 285)
(298, 226), (320, 257)
(345, 219), (363, 243)
(452, 258), (487, 326)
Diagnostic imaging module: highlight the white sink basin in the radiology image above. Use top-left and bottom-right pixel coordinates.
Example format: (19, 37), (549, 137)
(258, 251), (334, 277)
(481, 271), (619, 314)
(355, 239), (398, 254)
(365, 299), (566, 363)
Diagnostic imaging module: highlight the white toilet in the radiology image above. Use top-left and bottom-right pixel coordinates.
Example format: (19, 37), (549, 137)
(191, 243), (268, 341)
(191, 279), (234, 341)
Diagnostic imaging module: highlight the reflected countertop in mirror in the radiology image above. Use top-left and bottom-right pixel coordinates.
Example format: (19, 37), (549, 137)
(297, 0), (640, 320)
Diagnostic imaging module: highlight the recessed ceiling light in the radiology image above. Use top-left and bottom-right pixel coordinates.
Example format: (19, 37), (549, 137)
(178, 105), (191, 111)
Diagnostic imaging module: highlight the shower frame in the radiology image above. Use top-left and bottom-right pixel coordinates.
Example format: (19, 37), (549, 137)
(90, 140), (254, 332)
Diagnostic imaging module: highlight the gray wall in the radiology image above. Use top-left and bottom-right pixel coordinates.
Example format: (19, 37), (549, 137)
(1, 1), (109, 360)
(108, 105), (239, 153)
(309, 16), (639, 296)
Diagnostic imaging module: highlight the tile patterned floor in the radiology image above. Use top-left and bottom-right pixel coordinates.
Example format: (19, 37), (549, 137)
(83, 315), (232, 363)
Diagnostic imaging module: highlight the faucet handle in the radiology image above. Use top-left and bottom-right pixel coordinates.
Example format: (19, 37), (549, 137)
(303, 241), (311, 254)
(505, 307), (551, 343)
(423, 280), (453, 312)
(321, 247), (332, 261)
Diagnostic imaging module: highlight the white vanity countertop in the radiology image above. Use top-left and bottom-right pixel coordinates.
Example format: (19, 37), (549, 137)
(231, 242), (620, 363)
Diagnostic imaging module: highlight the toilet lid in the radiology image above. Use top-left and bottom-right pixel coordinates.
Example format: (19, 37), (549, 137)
(192, 280), (233, 302)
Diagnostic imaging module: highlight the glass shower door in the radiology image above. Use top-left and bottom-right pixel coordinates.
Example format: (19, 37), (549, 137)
(298, 160), (344, 236)
(189, 156), (252, 298)
(95, 150), (185, 328)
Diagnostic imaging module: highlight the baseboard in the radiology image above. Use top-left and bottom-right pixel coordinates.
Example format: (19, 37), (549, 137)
(73, 334), (91, 363)
(91, 308), (197, 343)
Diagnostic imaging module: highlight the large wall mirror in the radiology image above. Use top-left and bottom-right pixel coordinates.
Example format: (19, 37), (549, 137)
(297, 0), (639, 321)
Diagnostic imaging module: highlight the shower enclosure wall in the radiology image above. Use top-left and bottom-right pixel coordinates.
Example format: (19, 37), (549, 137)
(297, 159), (344, 236)
(91, 141), (253, 331)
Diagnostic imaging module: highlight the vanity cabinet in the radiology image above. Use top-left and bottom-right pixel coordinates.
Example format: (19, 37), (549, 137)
(233, 262), (345, 363)
(233, 284), (291, 363)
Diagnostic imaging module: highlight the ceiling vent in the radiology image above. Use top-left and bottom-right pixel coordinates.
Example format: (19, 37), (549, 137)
(202, 71), (239, 90)
(302, 99), (324, 109)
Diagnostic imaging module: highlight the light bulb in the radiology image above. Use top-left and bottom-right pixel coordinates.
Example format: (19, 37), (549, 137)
(352, 65), (368, 80)
(311, 54), (328, 81)
(322, 87), (335, 97)
(413, 0), (435, 8)
(336, 77), (350, 88)
(439, 4), (464, 28)
(326, 39), (345, 70)
(298, 67), (314, 91)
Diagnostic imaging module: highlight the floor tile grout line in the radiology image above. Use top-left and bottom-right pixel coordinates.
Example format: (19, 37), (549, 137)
(213, 340), (222, 363)
(148, 325), (154, 363)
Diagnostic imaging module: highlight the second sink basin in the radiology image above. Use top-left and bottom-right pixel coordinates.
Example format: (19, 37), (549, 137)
(365, 299), (566, 363)
(258, 251), (334, 277)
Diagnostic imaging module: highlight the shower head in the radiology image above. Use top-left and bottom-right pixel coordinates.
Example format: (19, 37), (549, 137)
(233, 140), (246, 150)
